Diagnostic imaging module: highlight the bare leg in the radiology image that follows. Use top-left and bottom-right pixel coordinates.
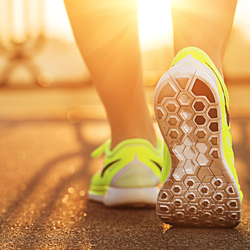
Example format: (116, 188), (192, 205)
(171, 0), (238, 78)
(64, 0), (156, 149)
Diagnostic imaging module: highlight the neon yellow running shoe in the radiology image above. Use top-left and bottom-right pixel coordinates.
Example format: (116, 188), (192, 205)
(88, 138), (163, 207)
(154, 47), (243, 227)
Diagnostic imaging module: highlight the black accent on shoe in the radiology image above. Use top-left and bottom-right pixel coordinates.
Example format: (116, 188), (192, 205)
(150, 160), (162, 171)
(101, 159), (121, 177)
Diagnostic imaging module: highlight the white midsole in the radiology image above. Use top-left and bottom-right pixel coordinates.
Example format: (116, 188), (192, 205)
(88, 186), (159, 207)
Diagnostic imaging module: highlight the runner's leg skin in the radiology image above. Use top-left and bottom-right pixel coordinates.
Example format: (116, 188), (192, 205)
(154, 0), (241, 226)
(171, 0), (238, 78)
(64, 0), (156, 149)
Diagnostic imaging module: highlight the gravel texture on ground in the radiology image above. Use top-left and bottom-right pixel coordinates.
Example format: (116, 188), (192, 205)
(0, 119), (250, 250)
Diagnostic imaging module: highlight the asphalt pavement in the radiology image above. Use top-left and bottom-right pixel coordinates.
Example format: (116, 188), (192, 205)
(0, 86), (250, 250)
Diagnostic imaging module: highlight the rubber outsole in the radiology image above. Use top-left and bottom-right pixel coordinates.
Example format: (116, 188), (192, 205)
(154, 65), (241, 228)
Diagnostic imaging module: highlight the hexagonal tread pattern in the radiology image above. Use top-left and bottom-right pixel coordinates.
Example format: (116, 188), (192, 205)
(155, 69), (241, 228)
(157, 82), (177, 104)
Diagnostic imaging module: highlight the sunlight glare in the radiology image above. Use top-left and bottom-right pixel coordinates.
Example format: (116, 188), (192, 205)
(234, 1), (250, 42)
(43, 0), (173, 49)
(137, 0), (172, 50)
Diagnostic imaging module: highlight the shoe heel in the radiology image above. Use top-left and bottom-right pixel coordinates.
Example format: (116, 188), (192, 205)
(154, 65), (241, 227)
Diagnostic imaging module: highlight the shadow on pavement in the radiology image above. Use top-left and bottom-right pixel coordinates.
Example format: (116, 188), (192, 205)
(0, 119), (249, 249)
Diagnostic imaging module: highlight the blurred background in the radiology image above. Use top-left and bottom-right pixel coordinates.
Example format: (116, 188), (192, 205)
(0, 0), (250, 123)
(0, 0), (250, 122)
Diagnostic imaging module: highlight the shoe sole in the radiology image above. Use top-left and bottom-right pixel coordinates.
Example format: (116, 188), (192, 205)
(154, 65), (241, 228)
(88, 186), (159, 207)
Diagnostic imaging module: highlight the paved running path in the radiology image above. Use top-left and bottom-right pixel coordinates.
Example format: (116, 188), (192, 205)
(0, 118), (249, 249)
(0, 86), (250, 249)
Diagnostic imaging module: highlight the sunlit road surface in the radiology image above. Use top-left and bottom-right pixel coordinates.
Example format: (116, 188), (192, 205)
(0, 84), (250, 249)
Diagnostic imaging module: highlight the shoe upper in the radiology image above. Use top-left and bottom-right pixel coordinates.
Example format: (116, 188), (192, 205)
(160, 47), (243, 201)
(89, 138), (163, 196)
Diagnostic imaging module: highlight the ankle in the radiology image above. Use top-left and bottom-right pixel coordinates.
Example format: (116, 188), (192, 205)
(211, 59), (224, 80)
(110, 125), (157, 150)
